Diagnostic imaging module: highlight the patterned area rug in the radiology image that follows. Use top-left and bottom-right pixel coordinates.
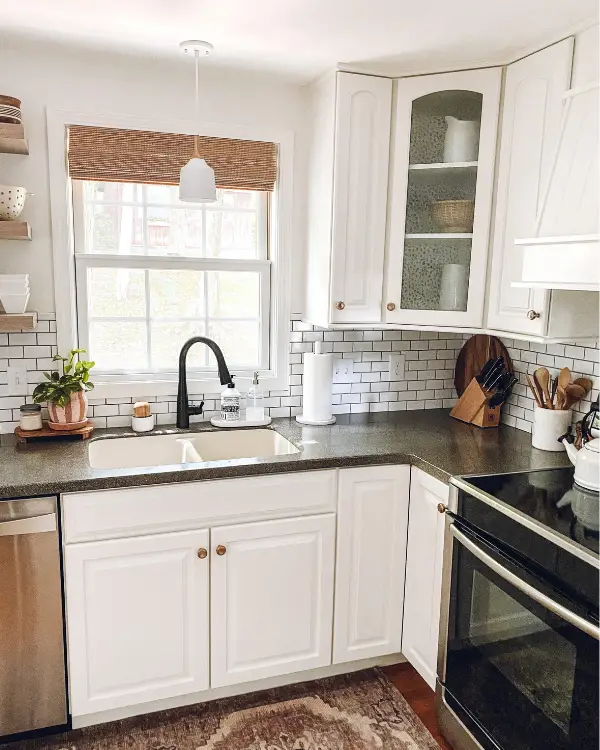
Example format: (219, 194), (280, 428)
(4, 669), (440, 750)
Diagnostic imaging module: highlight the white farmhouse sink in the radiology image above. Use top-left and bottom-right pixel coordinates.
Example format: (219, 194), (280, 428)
(88, 429), (300, 470)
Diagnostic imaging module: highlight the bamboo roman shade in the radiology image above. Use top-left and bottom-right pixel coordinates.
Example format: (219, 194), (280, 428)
(67, 126), (278, 192)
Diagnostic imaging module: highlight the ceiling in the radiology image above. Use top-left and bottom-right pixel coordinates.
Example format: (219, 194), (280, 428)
(2, 0), (597, 82)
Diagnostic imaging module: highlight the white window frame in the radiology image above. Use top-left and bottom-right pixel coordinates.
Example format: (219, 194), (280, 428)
(72, 182), (271, 377)
(47, 109), (293, 398)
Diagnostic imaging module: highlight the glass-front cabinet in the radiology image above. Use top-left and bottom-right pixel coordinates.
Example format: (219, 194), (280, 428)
(385, 69), (501, 327)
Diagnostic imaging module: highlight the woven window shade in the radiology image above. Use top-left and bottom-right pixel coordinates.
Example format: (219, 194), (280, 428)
(67, 126), (278, 192)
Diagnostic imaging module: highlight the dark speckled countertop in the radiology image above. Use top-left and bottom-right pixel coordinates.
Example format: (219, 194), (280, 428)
(0, 410), (571, 499)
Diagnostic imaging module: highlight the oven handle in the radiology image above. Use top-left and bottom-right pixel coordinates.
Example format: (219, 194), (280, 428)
(451, 524), (600, 641)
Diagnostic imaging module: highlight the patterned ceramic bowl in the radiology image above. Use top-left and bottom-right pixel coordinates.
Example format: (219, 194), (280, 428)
(0, 186), (27, 220)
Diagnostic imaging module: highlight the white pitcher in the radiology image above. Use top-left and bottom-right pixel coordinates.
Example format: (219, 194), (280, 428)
(443, 117), (480, 163)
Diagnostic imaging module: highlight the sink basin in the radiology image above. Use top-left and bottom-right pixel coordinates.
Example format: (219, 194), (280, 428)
(88, 429), (300, 470)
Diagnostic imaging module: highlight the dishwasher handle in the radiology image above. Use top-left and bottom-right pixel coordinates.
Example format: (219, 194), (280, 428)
(0, 513), (57, 537)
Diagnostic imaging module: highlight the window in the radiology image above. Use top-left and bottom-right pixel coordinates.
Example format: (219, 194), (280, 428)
(73, 181), (270, 377)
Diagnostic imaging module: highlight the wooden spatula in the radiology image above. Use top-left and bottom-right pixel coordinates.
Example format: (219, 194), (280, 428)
(556, 367), (571, 409)
(534, 367), (553, 409)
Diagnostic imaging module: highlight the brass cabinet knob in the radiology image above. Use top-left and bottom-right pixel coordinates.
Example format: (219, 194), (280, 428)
(437, 503), (447, 514)
(527, 309), (541, 320)
(216, 545), (227, 556)
(197, 548), (208, 559)
(386, 302), (396, 311)
(335, 301), (345, 310)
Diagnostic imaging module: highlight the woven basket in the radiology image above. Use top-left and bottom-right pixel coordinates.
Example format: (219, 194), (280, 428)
(432, 200), (474, 233)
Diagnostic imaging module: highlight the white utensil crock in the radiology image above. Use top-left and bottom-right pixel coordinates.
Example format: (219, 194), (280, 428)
(443, 117), (480, 163)
(531, 406), (572, 451)
(439, 264), (469, 311)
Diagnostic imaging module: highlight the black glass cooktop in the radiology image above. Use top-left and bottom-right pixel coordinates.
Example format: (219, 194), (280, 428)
(465, 467), (599, 557)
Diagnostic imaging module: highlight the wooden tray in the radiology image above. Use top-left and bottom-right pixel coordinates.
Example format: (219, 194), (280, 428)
(15, 420), (94, 443)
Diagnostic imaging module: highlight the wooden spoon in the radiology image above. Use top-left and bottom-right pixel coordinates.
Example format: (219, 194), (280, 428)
(563, 383), (586, 410)
(534, 367), (553, 409)
(574, 377), (593, 395)
(526, 374), (544, 408)
(555, 367), (571, 409)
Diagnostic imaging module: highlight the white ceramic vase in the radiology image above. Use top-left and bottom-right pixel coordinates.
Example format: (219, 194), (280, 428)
(439, 264), (469, 311)
(443, 117), (480, 163)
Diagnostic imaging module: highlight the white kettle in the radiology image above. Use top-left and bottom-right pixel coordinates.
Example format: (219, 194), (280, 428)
(563, 438), (600, 491)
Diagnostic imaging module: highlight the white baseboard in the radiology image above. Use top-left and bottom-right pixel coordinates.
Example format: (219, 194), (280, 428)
(71, 652), (406, 729)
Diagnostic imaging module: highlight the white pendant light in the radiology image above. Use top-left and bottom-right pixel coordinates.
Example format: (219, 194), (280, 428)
(179, 40), (216, 203)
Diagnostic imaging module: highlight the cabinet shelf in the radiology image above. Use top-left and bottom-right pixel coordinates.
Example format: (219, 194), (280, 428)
(0, 312), (37, 331)
(408, 161), (478, 171)
(405, 233), (473, 240)
(0, 123), (29, 155)
(0, 221), (31, 241)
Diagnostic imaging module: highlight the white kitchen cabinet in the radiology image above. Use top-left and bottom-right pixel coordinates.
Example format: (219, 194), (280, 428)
(485, 38), (598, 337)
(65, 529), (210, 716)
(210, 514), (336, 688)
(333, 465), (409, 664)
(305, 71), (392, 325)
(401, 468), (449, 689)
(385, 68), (501, 328)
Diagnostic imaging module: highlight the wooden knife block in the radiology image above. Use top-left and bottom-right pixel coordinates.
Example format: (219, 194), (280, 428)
(451, 377), (501, 429)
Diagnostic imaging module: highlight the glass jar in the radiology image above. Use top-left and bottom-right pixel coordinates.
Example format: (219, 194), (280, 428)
(20, 403), (43, 431)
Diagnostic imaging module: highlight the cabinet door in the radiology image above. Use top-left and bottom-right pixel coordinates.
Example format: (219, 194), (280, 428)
(333, 465), (409, 664)
(402, 468), (448, 689)
(211, 514), (335, 688)
(330, 72), (392, 323)
(487, 39), (573, 335)
(385, 68), (501, 327)
(65, 529), (210, 716)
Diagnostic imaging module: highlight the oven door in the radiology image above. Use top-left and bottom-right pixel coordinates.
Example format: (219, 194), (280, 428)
(439, 520), (599, 750)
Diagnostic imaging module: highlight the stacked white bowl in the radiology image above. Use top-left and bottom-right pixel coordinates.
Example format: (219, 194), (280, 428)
(0, 274), (29, 313)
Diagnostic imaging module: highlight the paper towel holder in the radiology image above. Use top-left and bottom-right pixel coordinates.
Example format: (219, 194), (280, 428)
(295, 341), (336, 426)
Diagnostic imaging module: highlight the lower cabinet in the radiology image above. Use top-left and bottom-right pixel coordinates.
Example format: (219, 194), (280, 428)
(65, 529), (211, 715)
(210, 514), (336, 687)
(401, 468), (449, 689)
(333, 465), (410, 664)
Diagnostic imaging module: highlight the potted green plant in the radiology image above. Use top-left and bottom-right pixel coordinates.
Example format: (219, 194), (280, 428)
(32, 348), (95, 430)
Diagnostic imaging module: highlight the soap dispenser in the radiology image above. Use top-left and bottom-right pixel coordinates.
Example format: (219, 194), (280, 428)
(247, 371), (265, 422)
(220, 380), (241, 422)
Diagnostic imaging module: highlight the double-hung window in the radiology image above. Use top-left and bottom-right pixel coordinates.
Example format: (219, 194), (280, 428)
(68, 126), (277, 382)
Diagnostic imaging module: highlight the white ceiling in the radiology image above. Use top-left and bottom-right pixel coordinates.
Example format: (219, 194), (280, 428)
(2, 0), (597, 82)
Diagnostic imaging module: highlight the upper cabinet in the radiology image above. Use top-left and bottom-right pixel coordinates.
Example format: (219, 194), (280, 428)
(486, 37), (599, 339)
(385, 69), (501, 327)
(305, 72), (392, 325)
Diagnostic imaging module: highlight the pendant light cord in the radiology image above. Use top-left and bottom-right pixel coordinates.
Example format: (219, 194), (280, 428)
(194, 49), (200, 157)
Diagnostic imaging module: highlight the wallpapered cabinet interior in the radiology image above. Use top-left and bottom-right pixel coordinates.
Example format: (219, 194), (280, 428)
(62, 465), (447, 726)
(304, 36), (598, 341)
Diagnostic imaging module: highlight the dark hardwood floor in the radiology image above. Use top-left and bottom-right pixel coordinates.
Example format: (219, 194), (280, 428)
(383, 663), (452, 750)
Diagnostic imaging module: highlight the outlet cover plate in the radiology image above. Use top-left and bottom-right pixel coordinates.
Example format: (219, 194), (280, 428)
(8, 364), (28, 396)
(333, 358), (354, 383)
(389, 353), (406, 381)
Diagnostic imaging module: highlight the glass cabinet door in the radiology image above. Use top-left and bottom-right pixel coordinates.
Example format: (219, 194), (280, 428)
(386, 69), (501, 327)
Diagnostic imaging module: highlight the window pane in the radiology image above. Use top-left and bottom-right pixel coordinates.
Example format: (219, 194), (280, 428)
(150, 321), (206, 370)
(84, 203), (144, 254)
(82, 181), (143, 204)
(144, 207), (204, 257)
(88, 268), (146, 317)
(206, 210), (258, 259)
(149, 270), (205, 317)
(146, 184), (178, 205)
(216, 190), (261, 210)
(89, 321), (147, 371)
(208, 321), (260, 368)
(208, 271), (260, 319)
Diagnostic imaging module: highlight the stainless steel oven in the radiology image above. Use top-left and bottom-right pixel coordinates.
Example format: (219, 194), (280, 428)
(436, 469), (599, 750)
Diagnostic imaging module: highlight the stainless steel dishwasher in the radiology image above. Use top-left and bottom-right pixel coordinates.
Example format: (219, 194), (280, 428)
(0, 497), (68, 738)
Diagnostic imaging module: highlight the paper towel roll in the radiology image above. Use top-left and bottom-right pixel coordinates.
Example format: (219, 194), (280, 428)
(296, 348), (336, 425)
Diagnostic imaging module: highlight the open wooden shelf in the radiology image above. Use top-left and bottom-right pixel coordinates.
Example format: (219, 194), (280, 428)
(0, 221), (31, 241)
(0, 312), (37, 331)
(0, 123), (29, 155)
(408, 161), (478, 171)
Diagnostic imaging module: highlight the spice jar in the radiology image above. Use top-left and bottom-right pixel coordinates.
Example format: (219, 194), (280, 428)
(20, 403), (43, 431)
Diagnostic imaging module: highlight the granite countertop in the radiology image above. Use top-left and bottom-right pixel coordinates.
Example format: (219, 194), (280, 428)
(0, 410), (572, 500)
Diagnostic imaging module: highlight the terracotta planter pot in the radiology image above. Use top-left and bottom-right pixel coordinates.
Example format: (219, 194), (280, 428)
(47, 390), (88, 429)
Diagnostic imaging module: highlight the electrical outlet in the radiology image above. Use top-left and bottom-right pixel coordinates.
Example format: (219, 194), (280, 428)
(333, 358), (354, 383)
(389, 353), (405, 380)
(8, 364), (28, 395)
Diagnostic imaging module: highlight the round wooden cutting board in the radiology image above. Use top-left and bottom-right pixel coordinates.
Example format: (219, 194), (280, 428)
(454, 334), (514, 396)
